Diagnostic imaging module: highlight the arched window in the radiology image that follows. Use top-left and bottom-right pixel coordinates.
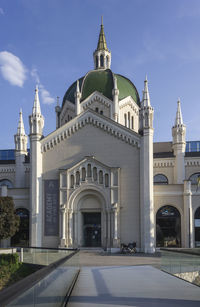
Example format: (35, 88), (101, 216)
(87, 164), (92, 178)
(11, 208), (29, 247)
(100, 110), (103, 115)
(189, 173), (200, 185)
(124, 114), (127, 127)
(70, 175), (74, 188)
(0, 179), (13, 188)
(99, 170), (103, 184)
(145, 113), (148, 127)
(100, 55), (104, 67)
(156, 205), (181, 247)
(93, 167), (97, 181)
(131, 116), (134, 129)
(128, 112), (130, 128)
(95, 107), (99, 113)
(154, 174), (168, 185)
(195, 207), (200, 247)
(105, 174), (109, 187)
(82, 168), (86, 181)
(96, 56), (98, 69)
(76, 171), (80, 185)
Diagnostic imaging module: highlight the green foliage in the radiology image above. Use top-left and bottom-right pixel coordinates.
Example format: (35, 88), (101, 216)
(0, 254), (39, 291)
(0, 197), (20, 240)
(0, 253), (20, 266)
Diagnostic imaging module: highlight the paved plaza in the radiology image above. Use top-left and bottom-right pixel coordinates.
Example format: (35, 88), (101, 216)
(68, 250), (200, 307)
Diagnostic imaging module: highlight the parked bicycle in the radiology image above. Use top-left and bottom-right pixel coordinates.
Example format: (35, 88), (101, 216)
(121, 242), (136, 254)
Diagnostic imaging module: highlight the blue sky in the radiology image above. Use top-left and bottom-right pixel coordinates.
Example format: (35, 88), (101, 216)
(0, 0), (200, 148)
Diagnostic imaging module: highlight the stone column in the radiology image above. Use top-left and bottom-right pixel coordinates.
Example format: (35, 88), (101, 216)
(183, 180), (194, 248)
(60, 206), (66, 247)
(106, 209), (111, 250)
(68, 209), (73, 247)
(112, 203), (119, 248)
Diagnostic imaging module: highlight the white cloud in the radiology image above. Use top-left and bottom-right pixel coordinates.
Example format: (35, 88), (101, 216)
(31, 68), (55, 104)
(0, 8), (4, 15)
(0, 51), (27, 87)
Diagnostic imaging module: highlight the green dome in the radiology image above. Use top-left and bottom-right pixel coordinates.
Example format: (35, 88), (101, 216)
(62, 69), (140, 107)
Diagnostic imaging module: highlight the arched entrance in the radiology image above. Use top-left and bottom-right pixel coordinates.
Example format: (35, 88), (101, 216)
(66, 187), (111, 249)
(77, 194), (103, 248)
(156, 205), (181, 247)
(194, 207), (200, 247)
(11, 208), (29, 247)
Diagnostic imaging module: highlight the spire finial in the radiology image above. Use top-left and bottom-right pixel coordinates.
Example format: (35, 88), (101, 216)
(96, 17), (108, 51)
(57, 96), (59, 106)
(142, 75), (150, 107)
(32, 85), (41, 115)
(175, 98), (183, 126)
(17, 108), (25, 135)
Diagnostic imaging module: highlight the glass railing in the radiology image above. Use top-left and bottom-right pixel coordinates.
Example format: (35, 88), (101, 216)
(19, 247), (74, 266)
(2, 247), (79, 307)
(161, 248), (200, 286)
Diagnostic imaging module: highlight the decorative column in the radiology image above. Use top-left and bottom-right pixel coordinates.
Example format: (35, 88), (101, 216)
(184, 181), (194, 248)
(112, 203), (119, 248)
(60, 206), (66, 247)
(68, 209), (73, 247)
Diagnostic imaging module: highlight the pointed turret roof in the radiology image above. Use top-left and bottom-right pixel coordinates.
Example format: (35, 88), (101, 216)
(174, 98), (183, 126)
(96, 16), (109, 51)
(32, 85), (41, 115)
(142, 75), (151, 107)
(17, 109), (25, 135)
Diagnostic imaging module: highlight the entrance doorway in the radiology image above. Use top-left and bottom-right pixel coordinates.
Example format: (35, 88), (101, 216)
(83, 212), (101, 247)
(156, 205), (181, 247)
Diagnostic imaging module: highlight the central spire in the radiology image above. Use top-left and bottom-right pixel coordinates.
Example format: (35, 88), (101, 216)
(96, 16), (109, 52)
(93, 17), (111, 70)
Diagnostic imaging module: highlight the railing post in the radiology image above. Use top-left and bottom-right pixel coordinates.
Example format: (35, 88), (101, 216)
(20, 247), (23, 262)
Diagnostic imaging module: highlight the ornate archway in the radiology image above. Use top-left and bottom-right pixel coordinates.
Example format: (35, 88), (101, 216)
(156, 205), (181, 247)
(60, 184), (120, 250)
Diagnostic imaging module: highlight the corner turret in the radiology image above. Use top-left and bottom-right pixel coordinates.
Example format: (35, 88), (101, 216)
(14, 109), (28, 188)
(140, 76), (155, 253)
(29, 86), (44, 247)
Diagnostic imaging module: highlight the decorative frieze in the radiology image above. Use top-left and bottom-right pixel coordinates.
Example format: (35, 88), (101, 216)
(153, 160), (174, 168)
(41, 110), (140, 152)
(185, 159), (200, 166)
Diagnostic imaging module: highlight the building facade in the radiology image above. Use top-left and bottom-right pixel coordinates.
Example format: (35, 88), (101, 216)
(1, 21), (200, 252)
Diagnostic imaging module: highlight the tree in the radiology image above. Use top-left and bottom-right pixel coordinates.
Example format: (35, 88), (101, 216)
(0, 197), (20, 240)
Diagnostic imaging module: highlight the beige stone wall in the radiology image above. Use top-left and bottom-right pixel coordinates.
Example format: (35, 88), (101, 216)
(7, 188), (30, 210)
(185, 158), (200, 180)
(153, 159), (174, 184)
(87, 100), (110, 117)
(0, 165), (15, 186)
(42, 124), (140, 247)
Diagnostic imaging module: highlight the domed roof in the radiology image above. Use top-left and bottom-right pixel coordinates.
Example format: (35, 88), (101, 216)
(62, 69), (140, 107)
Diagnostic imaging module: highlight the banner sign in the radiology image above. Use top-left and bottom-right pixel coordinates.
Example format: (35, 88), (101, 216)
(44, 180), (59, 236)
